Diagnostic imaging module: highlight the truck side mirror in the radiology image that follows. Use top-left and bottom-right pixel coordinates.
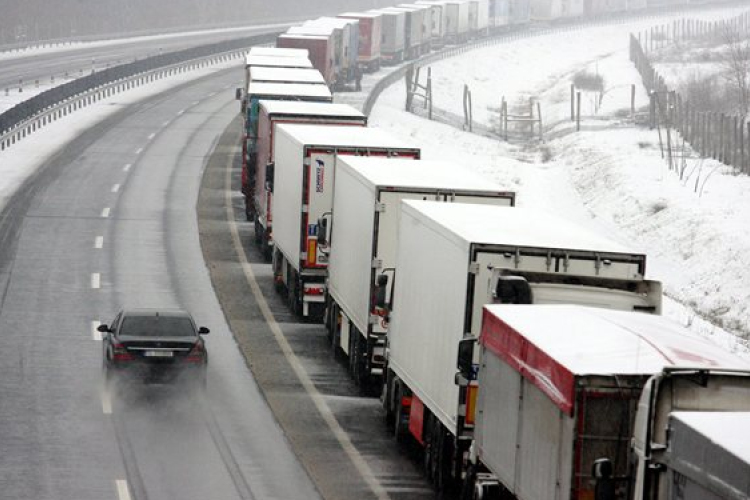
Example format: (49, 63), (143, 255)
(235, 87), (243, 100)
(317, 217), (329, 246)
(375, 274), (388, 309)
(456, 338), (475, 380)
(494, 275), (532, 304)
(592, 458), (615, 500)
(265, 162), (275, 192)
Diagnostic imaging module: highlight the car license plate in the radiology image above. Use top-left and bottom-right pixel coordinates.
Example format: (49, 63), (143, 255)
(144, 350), (173, 357)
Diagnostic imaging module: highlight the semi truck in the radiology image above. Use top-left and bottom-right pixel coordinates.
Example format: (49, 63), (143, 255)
(277, 33), (337, 86)
(240, 83), (332, 219)
(464, 305), (750, 500)
(443, 0), (471, 43)
(382, 6), (424, 59)
(383, 201), (663, 487)
(271, 124), (420, 319)
(248, 101), (367, 259)
(398, 4), (433, 53)
(308, 17), (360, 82)
(244, 67), (327, 86)
(368, 9), (406, 64)
(323, 157), (515, 390)
(338, 12), (383, 72)
(415, 1), (447, 46)
(240, 52), (313, 112)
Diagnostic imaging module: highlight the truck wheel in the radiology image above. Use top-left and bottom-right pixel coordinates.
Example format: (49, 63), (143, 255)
(383, 368), (395, 427)
(348, 328), (357, 375)
(261, 231), (272, 262)
(354, 334), (369, 392)
(423, 414), (434, 481)
(245, 197), (254, 222)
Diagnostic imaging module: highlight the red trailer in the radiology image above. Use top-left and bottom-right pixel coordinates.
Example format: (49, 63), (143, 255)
(277, 33), (336, 86)
(338, 12), (383, 72)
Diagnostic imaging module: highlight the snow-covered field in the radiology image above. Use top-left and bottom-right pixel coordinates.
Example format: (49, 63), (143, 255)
(369, 5), (750, 352)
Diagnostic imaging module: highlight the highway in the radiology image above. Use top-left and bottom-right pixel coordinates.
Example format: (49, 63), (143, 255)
(0, 23), (285, 95)
(0, 59), (435, 499)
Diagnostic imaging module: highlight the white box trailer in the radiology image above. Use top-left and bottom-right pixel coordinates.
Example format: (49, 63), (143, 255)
(325, 158), (515, 388)
(661, 412), (750, 500)
(416, 1), (448, 45)
(444, 0), (471, 42)
(247, 101), (367, 259)
(247, 67), (327, 85)
(271, 124), (420, 319)
(399, 4), (434, 52)
(241, 54), (313, 112)
(468, 305), (750, 500)
(384, 202), (663, 483)
(388, 6), (425, 59)
(247, 47), (310, 58)
(369, 9), (406, 64)
(287, 25), (343, 85)
(470, 0), (490, 34)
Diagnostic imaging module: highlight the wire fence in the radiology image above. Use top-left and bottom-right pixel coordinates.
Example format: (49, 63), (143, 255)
(630, 11), (750, 173)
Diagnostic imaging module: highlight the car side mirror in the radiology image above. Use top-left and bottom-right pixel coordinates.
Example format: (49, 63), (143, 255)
(198, 327), (210, 335)
(265, 162), (275, 192)
(97, 324), (110, 333)
(235, 87), (243, 100)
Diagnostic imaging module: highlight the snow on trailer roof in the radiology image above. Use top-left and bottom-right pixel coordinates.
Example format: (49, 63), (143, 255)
(249, 67), (326, 84)
(287, 25), (338, 36)
(259, 100), (365, 119)
(246, 82), (332, 99)
(480, 305), (750, 415)
(276, 123), (419, 151)
(245, 55), (313, 69)
(338, 12), (382, 19)
(339, 157), (512, 195)
(248, 47), (309, 58)
(306, 17), (359, 29)
(401, 200), (641, 255)
(672, 412), (750, 465)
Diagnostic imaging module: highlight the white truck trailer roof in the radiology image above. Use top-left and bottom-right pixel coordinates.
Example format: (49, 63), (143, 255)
(275, 123), (414, 150)
(246, 82), (332, 99)
(480, 304), (750, 414)
(402, 200), (639, 255)
(288, 25), (338, 36)
(259, 100), (364, 119)
(339, 157), (510, 194)
(248, 67), (326, 84)
(248, 47), (309, 58)
(339, 11), (382, 18)
(245, 55), (313, 69)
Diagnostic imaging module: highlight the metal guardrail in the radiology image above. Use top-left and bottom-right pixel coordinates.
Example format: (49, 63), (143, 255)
(0, 32), (277, 150)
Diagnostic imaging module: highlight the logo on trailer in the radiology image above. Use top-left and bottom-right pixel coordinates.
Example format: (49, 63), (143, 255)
(315, 159), (325, 193)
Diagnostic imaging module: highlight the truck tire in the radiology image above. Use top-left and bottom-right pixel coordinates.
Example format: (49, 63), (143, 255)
(261, 231), (272, 262)
(253, 218), (262, 245)
(383, 368), (395, 428)
(394, 382), (409, 444)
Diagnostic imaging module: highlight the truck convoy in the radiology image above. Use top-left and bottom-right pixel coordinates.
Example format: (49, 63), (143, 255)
(466, 305), (750, 500)
(382, 201), (663, 489)
(323, 158), (515, 390)
(337, 12), (383, 72)
(247, 101), (367, 258)
(270, 124), (420, 319)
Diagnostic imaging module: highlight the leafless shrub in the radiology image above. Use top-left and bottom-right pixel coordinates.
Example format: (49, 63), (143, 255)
(720, 23), (750, 116)
(648, 200), (668, 214)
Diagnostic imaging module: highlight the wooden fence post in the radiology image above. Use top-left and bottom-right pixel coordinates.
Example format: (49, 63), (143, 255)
(576, 91), (581, 132)
(571, 84), (575, 121)
(631, 84), (636, 119)
(537, 102), (543, 142)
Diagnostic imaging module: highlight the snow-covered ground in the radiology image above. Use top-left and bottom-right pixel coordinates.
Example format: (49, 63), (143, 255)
(369, 5), (750, 353)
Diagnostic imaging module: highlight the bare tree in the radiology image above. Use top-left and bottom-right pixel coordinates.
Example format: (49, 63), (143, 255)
(721, 22), (750, 117)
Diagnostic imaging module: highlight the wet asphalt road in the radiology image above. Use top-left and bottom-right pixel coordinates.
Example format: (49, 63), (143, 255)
(0, 62), (440, 499)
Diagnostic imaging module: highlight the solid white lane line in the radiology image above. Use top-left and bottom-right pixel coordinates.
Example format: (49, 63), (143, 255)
(135, 147), (143, 155)
(101, 207), (110, 218)
(162, 120), (170, 127)
(115, 479), (130, 500)
(147, 132), (156, 140)
(102, 387), (113, 416)
(94, 236), (104, 249)
(123, 163), (132, 172)
(92, 320), (102, 341)
(177, 109), (185, 116)
(222, 145), (390, 500)
(91, 273), (101, 289)
(111, 184), (120, 193)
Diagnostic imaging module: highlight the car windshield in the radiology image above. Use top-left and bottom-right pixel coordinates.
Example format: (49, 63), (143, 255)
(120, 316), (196, 337)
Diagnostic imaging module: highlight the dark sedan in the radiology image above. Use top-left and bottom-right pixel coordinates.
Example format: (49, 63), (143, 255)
(100, 309), (209, 388)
